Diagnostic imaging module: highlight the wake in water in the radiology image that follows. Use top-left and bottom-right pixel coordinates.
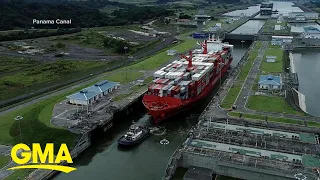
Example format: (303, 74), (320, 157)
(149, 126), (166, 136)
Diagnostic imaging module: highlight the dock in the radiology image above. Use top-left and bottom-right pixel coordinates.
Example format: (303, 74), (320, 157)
(164, 118), (320, 180)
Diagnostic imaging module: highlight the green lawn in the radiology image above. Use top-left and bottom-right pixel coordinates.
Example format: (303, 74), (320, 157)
(128, 39), (197, 70)
(237, 50), (258, 81)
(0, 155), (10, 169)
(228, 112), (302, 125)
(255, 41), (262, 50)
(260, 48), (283, 73)
(0, 56), (38, 74)
(221, 85), (241, 108)
(247, 95), (305, 116)
(4, 169), (34, 180)
(143, 76), (153, 84)
(106, 71), (143, 83)
(307, 121), (320, 128)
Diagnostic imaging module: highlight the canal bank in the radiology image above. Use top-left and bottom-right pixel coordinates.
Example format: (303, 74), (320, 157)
(51, 42), (250, 180)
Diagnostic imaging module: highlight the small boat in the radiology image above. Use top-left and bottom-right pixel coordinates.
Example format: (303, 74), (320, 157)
(117, 124), (150, 147)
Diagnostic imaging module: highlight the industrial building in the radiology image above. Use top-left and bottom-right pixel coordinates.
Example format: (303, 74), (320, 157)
(260, 2), (273, 15)
(258, 74), (282, 91)
(288, 12), (319, 20)
(164, 118), (320, 180)
(271, 35), (293, 45)
(67, 80), (119, 105)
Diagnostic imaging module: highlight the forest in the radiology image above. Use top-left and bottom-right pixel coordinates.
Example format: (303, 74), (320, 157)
(0, 0), (173, 30)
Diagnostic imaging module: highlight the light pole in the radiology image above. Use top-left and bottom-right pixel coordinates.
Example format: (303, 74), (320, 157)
(241, 40), (245, 58)
(124, 46), (128, 80)
(14, 116), (23, 143)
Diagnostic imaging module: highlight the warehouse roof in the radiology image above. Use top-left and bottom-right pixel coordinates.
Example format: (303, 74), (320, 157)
(258, 74), (281, 85)
(67, 80), (118, 101)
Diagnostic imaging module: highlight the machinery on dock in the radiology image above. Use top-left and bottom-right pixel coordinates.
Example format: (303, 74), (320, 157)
(142, 38), (233, 124)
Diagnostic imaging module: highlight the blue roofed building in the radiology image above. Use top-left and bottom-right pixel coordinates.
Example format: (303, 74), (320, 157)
(67, 80), (119, 105)
(258, 74), (282, 91)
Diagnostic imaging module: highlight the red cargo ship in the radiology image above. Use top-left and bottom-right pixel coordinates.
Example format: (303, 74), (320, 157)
(142, 38), (233, 124)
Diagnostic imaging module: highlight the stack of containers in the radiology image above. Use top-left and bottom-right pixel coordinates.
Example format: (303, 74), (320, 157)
(161, 84), (172, 97)
(167, 86), (175, 97)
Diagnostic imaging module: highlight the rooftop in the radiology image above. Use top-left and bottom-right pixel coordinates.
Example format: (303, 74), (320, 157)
(258, 74), (281, 85)
(304, 26), (320, 34)
(67, 80), (118, 101)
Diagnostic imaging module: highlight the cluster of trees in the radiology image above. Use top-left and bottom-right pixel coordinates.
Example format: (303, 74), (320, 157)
(103, 37), (132, 54)
(0, 0), (174, 31)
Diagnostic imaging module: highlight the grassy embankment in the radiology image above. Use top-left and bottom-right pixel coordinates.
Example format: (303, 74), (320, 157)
(221, 42), (260, 108)
(0, 38), (197, 179)
(228, 112), (303, 125)
(0, 59), (119, 102)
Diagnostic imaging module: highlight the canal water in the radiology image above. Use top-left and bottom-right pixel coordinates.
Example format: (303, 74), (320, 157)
(230, 20), (266, 35)
(292, 50), (320, 117)
(53, 42), (250, 180)
(255, 1), (303, 18)
(223, 5), (260, 17)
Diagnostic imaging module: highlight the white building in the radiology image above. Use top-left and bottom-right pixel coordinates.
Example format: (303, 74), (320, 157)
(271, 36), (293, 45)
(288, 12), (319, 20)
(258, 74), (282, 91)
(67, 80), (119, 105)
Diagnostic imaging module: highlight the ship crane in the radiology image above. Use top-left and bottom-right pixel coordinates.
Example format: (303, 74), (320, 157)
(179, 51), (193, 68)
(199, 40), (208, 54)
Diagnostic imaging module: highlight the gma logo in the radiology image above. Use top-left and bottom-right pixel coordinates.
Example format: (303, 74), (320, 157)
(8, 143), (77, 173)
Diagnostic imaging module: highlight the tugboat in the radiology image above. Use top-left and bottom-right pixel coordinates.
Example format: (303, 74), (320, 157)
(117, 124), (150, 147)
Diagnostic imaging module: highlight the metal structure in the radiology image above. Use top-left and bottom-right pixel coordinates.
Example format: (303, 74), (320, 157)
(163, 117), (320, 180)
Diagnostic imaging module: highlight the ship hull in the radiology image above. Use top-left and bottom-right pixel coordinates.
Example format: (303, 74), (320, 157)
(143, 59), (232, 124)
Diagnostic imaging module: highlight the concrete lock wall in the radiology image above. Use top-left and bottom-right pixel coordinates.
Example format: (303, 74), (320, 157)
(180, 153), (299, 180)
(302, 38), (320, 46)
(225, 34), (256, 41)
